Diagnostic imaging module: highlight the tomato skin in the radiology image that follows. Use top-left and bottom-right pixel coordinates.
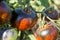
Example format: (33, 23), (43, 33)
(11, 14), (32, 31)
(18, 18), (32, 31)
(17, 16), (38, 31)
(11, 8), (32, 31)
(16, 16), (38, 31)
(24, 7), (37, 19)
(11, 8), (38, 31)
(0, 1), (11, 24)
(41, 10), (58, 22)
(0, 27), (18, 40)
(46, 10), (58, 20)
(24, 7), (38, 29)
(34, 22), (58, 40)
(30, 16), (38, 29)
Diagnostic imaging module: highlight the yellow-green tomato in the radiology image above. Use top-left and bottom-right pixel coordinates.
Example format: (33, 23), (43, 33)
(2, 29), (18, 40)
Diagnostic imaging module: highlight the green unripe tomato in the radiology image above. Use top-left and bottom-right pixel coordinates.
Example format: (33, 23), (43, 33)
(2, 29), (18, 40)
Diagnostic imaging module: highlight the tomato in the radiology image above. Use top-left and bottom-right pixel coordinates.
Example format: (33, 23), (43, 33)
(18, 17), (32, 31)
(12, 16), (32, 31)
(24, 7), (38, 28)
(11, 8), (38, 31)
(34, 22), (58, 40)
(24, 7), (37, 19)
(11, 8), (30, 26)
(2, 29), (18, 40)
(0, 1), (11, 24)
(41, 9), (58, 22)
(0, 28), (18, 40)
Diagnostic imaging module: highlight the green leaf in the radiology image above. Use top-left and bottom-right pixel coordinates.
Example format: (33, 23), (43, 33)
(40, 0), (50, 8)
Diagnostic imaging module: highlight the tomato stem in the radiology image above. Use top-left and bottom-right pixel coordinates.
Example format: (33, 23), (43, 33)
(20, 31), (24, 40)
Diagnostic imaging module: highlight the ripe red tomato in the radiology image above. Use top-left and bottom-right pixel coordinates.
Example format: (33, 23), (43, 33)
(12, 16), (38, 31)
(34, 22), (58, 40)
(12, 16), (32, 31)
(18, 18), (32, 31)
(24, 7), (38, 29)
(0, 1), (11, 24)
(11, 8), (38, 31)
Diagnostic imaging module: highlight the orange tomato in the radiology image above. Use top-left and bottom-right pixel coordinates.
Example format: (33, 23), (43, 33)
(18, 18), (32, 31)
(0, 1), (11, 24)
(34, 22), (58, 40)
(11, 7), (38, 31)
(12, 16), (32, 31)
(12, 16), (38, 31)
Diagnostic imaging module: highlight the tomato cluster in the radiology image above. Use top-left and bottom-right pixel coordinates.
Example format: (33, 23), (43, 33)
(0, 0), (58, 40)
(0, 0), (38, 31)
